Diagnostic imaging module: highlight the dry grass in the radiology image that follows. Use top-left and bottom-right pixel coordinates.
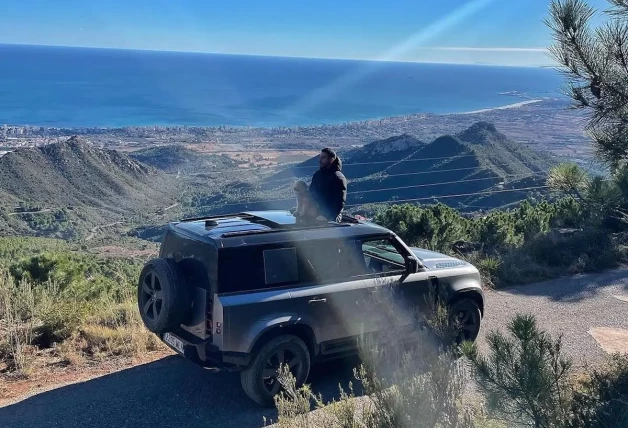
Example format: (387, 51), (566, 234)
(0, 272), (36, 375)
(0, 270), (164, 379)
(61, 297), (165, 360)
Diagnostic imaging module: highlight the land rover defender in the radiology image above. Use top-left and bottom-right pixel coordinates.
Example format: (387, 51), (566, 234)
(137, 211), (484, 405)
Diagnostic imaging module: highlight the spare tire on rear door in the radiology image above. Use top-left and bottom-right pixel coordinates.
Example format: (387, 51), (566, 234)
(137, 258), (190, 334)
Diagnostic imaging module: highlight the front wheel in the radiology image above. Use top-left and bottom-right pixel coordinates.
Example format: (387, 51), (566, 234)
(449, 298), (482, 344)
(240, 335), (311, 406)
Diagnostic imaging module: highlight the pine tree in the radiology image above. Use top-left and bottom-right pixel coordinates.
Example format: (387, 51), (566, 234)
(546, 0), (628, 168)
(464, 315), (573, 428)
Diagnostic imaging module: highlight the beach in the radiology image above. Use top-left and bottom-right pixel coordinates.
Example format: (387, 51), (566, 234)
(460, 99), (544, 115)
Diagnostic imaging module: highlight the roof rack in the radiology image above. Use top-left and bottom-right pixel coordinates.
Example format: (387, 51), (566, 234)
(179, 211), (363, 237)
(340, 213), (360, 224)
(180, 212), (255, 222)
(220, 221), (351, 238)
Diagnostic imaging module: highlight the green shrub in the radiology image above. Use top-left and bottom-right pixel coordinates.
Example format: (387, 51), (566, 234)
(497, 229), (618, 286)
(471, 211), (522, 248)
(464, 314), (573, 428)
(0, 237), (68, 265)
(0, 272), (36, 374)
(0, 237), (156, 374)
(10, 251), (142, 301)
(36, 298), (92, 345)
(375, 203), (470, 252)
(471, 255), (502, 288)
(374, 198), (585, 258)
(568, 354), (628, 428)
(551, 197), (586, 228)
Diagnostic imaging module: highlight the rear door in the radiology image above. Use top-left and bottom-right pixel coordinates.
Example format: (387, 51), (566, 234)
(289, 239), (372, 355)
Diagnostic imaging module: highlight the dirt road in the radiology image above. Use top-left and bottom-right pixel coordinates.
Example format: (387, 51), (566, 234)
(2, 269), (627, 428)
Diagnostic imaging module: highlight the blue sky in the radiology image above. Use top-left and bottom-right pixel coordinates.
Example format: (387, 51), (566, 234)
(0, 0), (610, 66)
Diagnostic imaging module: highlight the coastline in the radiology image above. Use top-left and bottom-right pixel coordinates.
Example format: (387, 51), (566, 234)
(457, 99), (544, 115)
(2, 98), (556, 131)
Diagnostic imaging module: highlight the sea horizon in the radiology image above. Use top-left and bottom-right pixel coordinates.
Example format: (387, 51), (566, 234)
(0, 44), (564, 128)
(0, 43), (554, 69)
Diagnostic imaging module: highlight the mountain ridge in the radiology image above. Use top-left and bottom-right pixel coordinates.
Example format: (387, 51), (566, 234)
(258, 122), (555, 212)
(0, 137), (179, 237)
(128, 144), (243, 174)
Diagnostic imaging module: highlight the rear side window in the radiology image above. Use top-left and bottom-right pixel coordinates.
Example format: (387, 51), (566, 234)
(218, 245), (299, 293)
(263, 248), (298, 285)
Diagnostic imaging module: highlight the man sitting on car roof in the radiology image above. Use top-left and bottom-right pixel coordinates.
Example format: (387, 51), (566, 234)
(309, 147), (348, 223)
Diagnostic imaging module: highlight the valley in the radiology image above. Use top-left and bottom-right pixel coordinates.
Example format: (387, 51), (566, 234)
(0, 114), (570, 242)
(0, 99), (595, 243)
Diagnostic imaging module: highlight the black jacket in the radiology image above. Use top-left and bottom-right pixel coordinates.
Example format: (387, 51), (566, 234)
(309, 157), (347, 221)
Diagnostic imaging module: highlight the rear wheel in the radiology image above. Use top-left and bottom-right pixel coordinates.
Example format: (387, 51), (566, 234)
(240, 335), (311, 406)
(137, 258), (190, 334)
(449, 298), (482, 344)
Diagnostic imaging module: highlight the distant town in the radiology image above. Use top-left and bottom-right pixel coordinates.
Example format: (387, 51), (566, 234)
(0, 98), (592, 164)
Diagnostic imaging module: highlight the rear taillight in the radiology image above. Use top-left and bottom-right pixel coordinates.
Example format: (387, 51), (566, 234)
(206, 295), (213, 335)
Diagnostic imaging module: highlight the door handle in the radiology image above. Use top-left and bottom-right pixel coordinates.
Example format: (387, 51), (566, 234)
(308, 297), (327, 304)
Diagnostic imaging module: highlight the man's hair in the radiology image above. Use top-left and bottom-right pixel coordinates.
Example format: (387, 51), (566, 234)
(321, 147), (336, 159)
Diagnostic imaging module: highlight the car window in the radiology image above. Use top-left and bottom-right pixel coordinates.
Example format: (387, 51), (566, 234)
(298, 239), (366, 283)
(361, 239), (405, 274)
(217, 245), (297, 293)
(263, 248), (298, 285)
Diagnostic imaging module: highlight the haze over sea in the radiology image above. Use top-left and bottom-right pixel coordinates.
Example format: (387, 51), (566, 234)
(0, 44), (564, 128)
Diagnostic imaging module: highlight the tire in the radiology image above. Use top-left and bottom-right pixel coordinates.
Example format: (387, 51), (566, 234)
(449, 298), (482, 344)
(137, 258), (190, 334)
(240, 335), (311, 406)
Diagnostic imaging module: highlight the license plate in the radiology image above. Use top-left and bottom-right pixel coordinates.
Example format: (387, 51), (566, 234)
(163, 332), (184, 354)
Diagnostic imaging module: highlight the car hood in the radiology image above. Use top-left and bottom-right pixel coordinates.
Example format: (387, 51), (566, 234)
(410, 247), (470, 270)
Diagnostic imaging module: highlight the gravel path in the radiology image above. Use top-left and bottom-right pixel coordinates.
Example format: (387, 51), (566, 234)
(1, 269), (627, 428)
(480, 268), (628, 366)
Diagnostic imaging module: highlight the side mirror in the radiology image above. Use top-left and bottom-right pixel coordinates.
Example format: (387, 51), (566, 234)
(405, 255), (420, 274)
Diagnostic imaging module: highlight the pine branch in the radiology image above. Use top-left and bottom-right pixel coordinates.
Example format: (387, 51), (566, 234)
(547, 0), (628, 164)
(608, 0), (628, 17)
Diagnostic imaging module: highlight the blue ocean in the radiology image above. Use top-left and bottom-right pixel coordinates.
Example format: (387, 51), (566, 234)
(0, 44), (564, 128)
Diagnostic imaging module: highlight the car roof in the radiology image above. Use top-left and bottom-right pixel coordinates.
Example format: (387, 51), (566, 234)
(170, 210), (393, 248)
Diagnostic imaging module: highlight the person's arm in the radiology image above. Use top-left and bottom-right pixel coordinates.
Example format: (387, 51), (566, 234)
(329, 172), (347, 218)
(308, 173), (319, 202)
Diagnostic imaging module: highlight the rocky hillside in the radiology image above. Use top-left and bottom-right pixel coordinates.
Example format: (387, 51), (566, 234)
(129, 145), (243, 174)
(256, 122), (556, 211)
(0, 137), (179, 237)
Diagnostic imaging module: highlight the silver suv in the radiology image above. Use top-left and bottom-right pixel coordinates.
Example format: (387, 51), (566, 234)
(137, 211), (484, 405)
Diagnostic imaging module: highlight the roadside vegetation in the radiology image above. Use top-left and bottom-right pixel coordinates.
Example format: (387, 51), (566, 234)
(0, 237), (164, 379)
(268, 276), (628, 427)
(269, 310), (628, 428)
(375, 183), (628, 288)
